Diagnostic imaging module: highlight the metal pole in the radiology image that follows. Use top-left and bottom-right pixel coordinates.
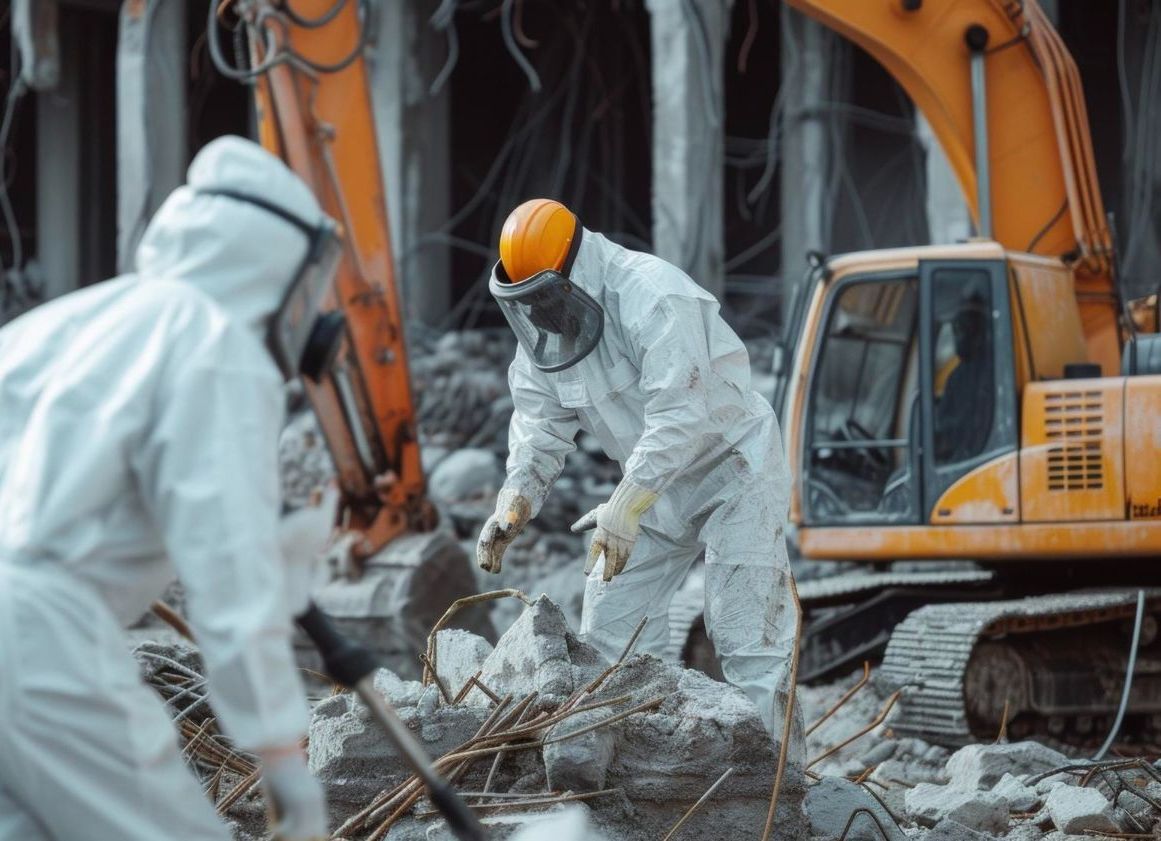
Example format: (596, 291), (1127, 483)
(966, 25), (992, 239)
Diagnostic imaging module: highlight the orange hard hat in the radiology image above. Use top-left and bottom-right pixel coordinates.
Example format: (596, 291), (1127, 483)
(498, 199), (579, 284)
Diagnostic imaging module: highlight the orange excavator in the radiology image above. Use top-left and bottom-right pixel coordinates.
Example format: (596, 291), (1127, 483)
(774, 0), (1161, 745)
(221, 0), (431, 561)
(204, 1), (492, 672)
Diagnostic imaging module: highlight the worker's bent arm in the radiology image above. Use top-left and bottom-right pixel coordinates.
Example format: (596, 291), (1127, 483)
(504, 349), (581, 516)
(135, 356), (309, 753)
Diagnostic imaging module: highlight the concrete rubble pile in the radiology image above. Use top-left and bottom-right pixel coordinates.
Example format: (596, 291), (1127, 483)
(797, 667), (1161, 840)
(308, 594), (805, 840)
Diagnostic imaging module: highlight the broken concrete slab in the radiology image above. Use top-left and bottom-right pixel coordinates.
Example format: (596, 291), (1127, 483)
(903, 783), (1008, 834)
(945, 742), (1070, 791)
(803, 776), (906, 841)
(473, 595), (606, 709)
(1044, 784), (1119, 835)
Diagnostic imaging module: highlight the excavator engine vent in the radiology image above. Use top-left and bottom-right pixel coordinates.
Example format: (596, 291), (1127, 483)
(1044, 390), (1104, 491)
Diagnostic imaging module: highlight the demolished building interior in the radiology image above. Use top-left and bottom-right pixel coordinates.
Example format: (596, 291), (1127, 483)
(4, 0), (1161, 839)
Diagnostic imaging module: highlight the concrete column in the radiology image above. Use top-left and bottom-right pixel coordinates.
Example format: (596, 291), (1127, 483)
(646, 0), (730, 297)
(916, 114), (972, 244)
(35, 17), (81, 299)
(116, 0), (187, 272)
(779, 6), (843, 326)
(368, 0), (451, 327)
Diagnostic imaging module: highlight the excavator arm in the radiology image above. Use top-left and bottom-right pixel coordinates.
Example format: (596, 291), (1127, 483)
(210, 0), (432, 561)
(784, 0), (1121, 368)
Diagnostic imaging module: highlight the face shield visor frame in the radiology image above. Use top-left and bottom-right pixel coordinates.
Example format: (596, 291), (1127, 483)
(489, 262), (604, 373)
(197, 188), (347, 382)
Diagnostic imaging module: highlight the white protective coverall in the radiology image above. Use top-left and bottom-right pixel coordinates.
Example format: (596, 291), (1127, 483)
(502, 229), (799, 736)
(0, 137), (321, 840)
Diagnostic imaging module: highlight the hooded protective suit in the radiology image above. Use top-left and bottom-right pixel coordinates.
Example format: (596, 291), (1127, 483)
(0, 137), (325, 840)
(496, 229), (799, 736)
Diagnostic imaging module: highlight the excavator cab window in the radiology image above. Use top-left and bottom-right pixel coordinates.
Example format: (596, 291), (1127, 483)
(804, 273), (920, 524)
(930, 276), (994, 464)
(919, 260), (1018, 517)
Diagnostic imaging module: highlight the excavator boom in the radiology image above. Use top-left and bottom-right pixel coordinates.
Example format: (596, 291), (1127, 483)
(784, 0), (1120, 369)
(217, 0), (431, 560)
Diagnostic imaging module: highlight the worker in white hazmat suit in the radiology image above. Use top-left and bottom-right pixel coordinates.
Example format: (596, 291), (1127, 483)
(477, 199), (802, 741)
(0, 136), (340, 841)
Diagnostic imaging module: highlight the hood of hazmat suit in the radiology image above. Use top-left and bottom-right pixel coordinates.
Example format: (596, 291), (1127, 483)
(0, 136), (321, 767)
(498, 229), (799, 737)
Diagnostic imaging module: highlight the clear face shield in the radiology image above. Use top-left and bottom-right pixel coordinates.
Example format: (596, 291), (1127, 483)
(489, 263), (604, 372)
(198, 189), (346, 382)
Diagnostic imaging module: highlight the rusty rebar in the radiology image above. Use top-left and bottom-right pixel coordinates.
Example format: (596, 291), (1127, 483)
(661, 767), (734, 841)
(806, 661), (870, 737)
(423, 589), (531, 685)
(807, 690), (902, 772)
(761, 576), (804, 841)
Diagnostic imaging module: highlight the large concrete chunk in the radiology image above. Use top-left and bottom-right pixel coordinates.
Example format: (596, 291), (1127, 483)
(597, 656), (806, 840)
(1045, 784), (1119, 835)
(904, 783), (1008, 833)
(945, 742), (1070, 791)
(475, 595), (605, 708)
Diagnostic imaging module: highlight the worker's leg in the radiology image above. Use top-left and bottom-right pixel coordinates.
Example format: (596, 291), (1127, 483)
(580, 525), (701, 663)
(0, 567), (234, 841)
(700, 474), (805, 757)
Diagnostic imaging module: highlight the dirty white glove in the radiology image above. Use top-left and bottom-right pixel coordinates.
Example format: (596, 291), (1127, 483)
(259, 747), (328, 841)
(476, 487), (532, 574)
(570, 481), (659, 581)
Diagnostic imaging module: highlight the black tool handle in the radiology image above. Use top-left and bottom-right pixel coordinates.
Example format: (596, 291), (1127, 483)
(295, 602), (379, 688)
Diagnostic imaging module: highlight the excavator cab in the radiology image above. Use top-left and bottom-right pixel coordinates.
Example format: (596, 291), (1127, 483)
(795, 246), (1016, 530)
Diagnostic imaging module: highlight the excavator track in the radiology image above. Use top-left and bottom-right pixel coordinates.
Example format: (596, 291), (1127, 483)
(881, 589), (1161, 746)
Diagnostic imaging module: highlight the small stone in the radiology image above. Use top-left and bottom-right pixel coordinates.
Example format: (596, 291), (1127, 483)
(924, 818), (1000, 840)
(859, 740), (898, 767)
(904, 783), (1009, 834)
(945, 742), (1070, 791)
(992, 772), (1041, 813)
(1045, 784), (1119, 835)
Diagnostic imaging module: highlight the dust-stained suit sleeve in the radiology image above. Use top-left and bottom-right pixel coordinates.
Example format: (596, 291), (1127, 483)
(504, 348), (581, 515)
(619, 293), (714, 494)
(135, 356), (308, 753)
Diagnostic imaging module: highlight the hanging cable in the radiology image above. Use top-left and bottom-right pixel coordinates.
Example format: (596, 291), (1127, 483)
(501, 0), (541, 92)
(0, 51), (28, 279)
(281, 0), (347, 29)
